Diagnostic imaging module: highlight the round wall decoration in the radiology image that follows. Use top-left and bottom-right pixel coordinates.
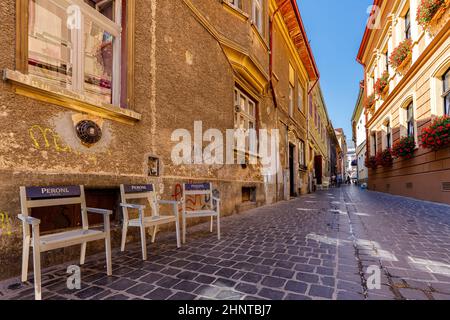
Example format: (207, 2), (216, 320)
(75, 120), (102, 145)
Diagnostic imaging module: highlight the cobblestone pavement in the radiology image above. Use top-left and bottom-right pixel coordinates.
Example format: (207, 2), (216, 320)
(1, 186), (450, 300)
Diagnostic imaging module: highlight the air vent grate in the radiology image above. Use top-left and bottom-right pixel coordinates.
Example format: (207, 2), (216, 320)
(406, 183), (413, 189)
(443, 182), (450, 192)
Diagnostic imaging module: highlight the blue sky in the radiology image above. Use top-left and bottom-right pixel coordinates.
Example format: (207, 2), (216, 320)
(297, 0), (373, 147)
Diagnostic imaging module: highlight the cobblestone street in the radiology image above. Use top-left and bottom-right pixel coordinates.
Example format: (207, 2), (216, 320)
(1, 186), (450, 300)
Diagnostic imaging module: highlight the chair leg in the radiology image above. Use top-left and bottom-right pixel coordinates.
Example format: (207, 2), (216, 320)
(105, 236), (112, 276)
(182, 215), (186, 244)
(120, 222), (128, 252)
(151, 225), (158, 243)
(217, 214), (221, 241)
(21, 235), (30, 282)
(104, 214), (112, 276)
(80, 242), (87, 265)
(32, 226), (41, 300)
(210, 216), (213, 233)
(175, 218), (181, 248)
(140, 225), (148, 261)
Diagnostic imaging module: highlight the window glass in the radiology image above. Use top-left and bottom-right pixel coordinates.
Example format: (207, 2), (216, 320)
(253, 0), (263, 33)
(386, 122), (391, 149)
(28, 0), (73, 89)
(289, 84), (294, 117)
(406, 103), (415, 139)
(84, 19), (114, 104)
(444, 68), (449, 115)
(405, 9), (411, 39)
(28, 0), (127, 107)
(298, 81), (304, 112)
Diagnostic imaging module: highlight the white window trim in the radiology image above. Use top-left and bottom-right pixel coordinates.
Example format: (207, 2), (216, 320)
(430, 58), (450, 117)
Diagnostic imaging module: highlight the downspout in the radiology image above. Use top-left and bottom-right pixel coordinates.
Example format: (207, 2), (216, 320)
(269, 0), (292, 202)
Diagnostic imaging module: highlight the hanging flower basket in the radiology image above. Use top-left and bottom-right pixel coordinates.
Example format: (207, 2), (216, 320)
(374, 71), (390, 96)
(365, 156), (378, 170)
(365, 93), (376, 110)
(376, 148), (394, 167)
(420, 115), (450, 151)
(417, 0), (449, 35)
(392, 136), (416, 159)
(389, 39), (413, 75)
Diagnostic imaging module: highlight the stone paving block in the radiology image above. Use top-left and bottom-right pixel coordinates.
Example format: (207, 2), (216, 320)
(235, 283), (258, 295)
(308, 285), (334, 299)
(195, 285), (221, 298)
(144, 288), (174, 300)
(168, 292), (196, 300)
(258, 288), (285, 300)
(261, 276), (286, 288)
(272, 268), (295, 279)
(284, 280), (308, 294)
(241, 272), (263, 283)
(108, 278), (138, 291)
(296, 272), (319, 284)
(126, 283), (155, 296)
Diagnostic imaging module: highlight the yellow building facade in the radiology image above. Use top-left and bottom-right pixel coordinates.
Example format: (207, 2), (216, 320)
(358, 0), (450, 204)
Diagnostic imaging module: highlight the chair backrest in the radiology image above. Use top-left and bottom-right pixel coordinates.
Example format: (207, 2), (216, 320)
(19, 185), (89, 229)
(182, 182), (213, 211)
(120, 184), (158, 217)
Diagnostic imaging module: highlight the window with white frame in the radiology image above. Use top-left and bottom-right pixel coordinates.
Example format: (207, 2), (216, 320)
(299, 140), (305, 167)
(405, 9), (411, 40)
(234, 87), (256, 132)
(228, 0), (242, 10)
(386, 121), (392, 149)
(384, 48), (389, 72)
(443, 68), (450, 115)
(252, 0), (263, 34)
(28, 0), (127, 107)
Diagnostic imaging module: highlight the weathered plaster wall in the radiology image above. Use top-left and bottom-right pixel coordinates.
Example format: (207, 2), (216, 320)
(0, 0), (278, 279)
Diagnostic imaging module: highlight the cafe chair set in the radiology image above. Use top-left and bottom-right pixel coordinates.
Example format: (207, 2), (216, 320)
(18, 182), (220, 300)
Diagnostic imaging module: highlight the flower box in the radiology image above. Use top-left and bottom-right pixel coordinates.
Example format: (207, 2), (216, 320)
(365, 93), (376, 111)
(396, 51), (412, 75)
(365, 156), (378, 170)
(420, 115), (450, 151)
(376, 149), (394, 167)
(374, 71), (390, 97)
(390, 39), (413, 75)
(392, 136), (416, 159)
(417, 0), (449, 36)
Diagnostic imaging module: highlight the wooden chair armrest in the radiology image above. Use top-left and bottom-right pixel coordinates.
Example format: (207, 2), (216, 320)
(18, 214), (41, 225)
(158, 200), (178, 205)
(86, 207), (113, 215)
(120, 203), (146, 210)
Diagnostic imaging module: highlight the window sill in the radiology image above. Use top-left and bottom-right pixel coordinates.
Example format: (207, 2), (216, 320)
(3, 69), (141, 124)
(251, 22), (269, 51)
(222, 1), (249, 22)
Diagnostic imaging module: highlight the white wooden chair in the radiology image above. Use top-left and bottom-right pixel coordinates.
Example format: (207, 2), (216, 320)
(181, 183), (220, 243)
(18, 185), (112, 300)
(120, 184), (180, 261)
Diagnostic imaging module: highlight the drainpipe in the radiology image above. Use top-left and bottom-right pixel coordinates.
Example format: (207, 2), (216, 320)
(269, 3), (289, 203)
